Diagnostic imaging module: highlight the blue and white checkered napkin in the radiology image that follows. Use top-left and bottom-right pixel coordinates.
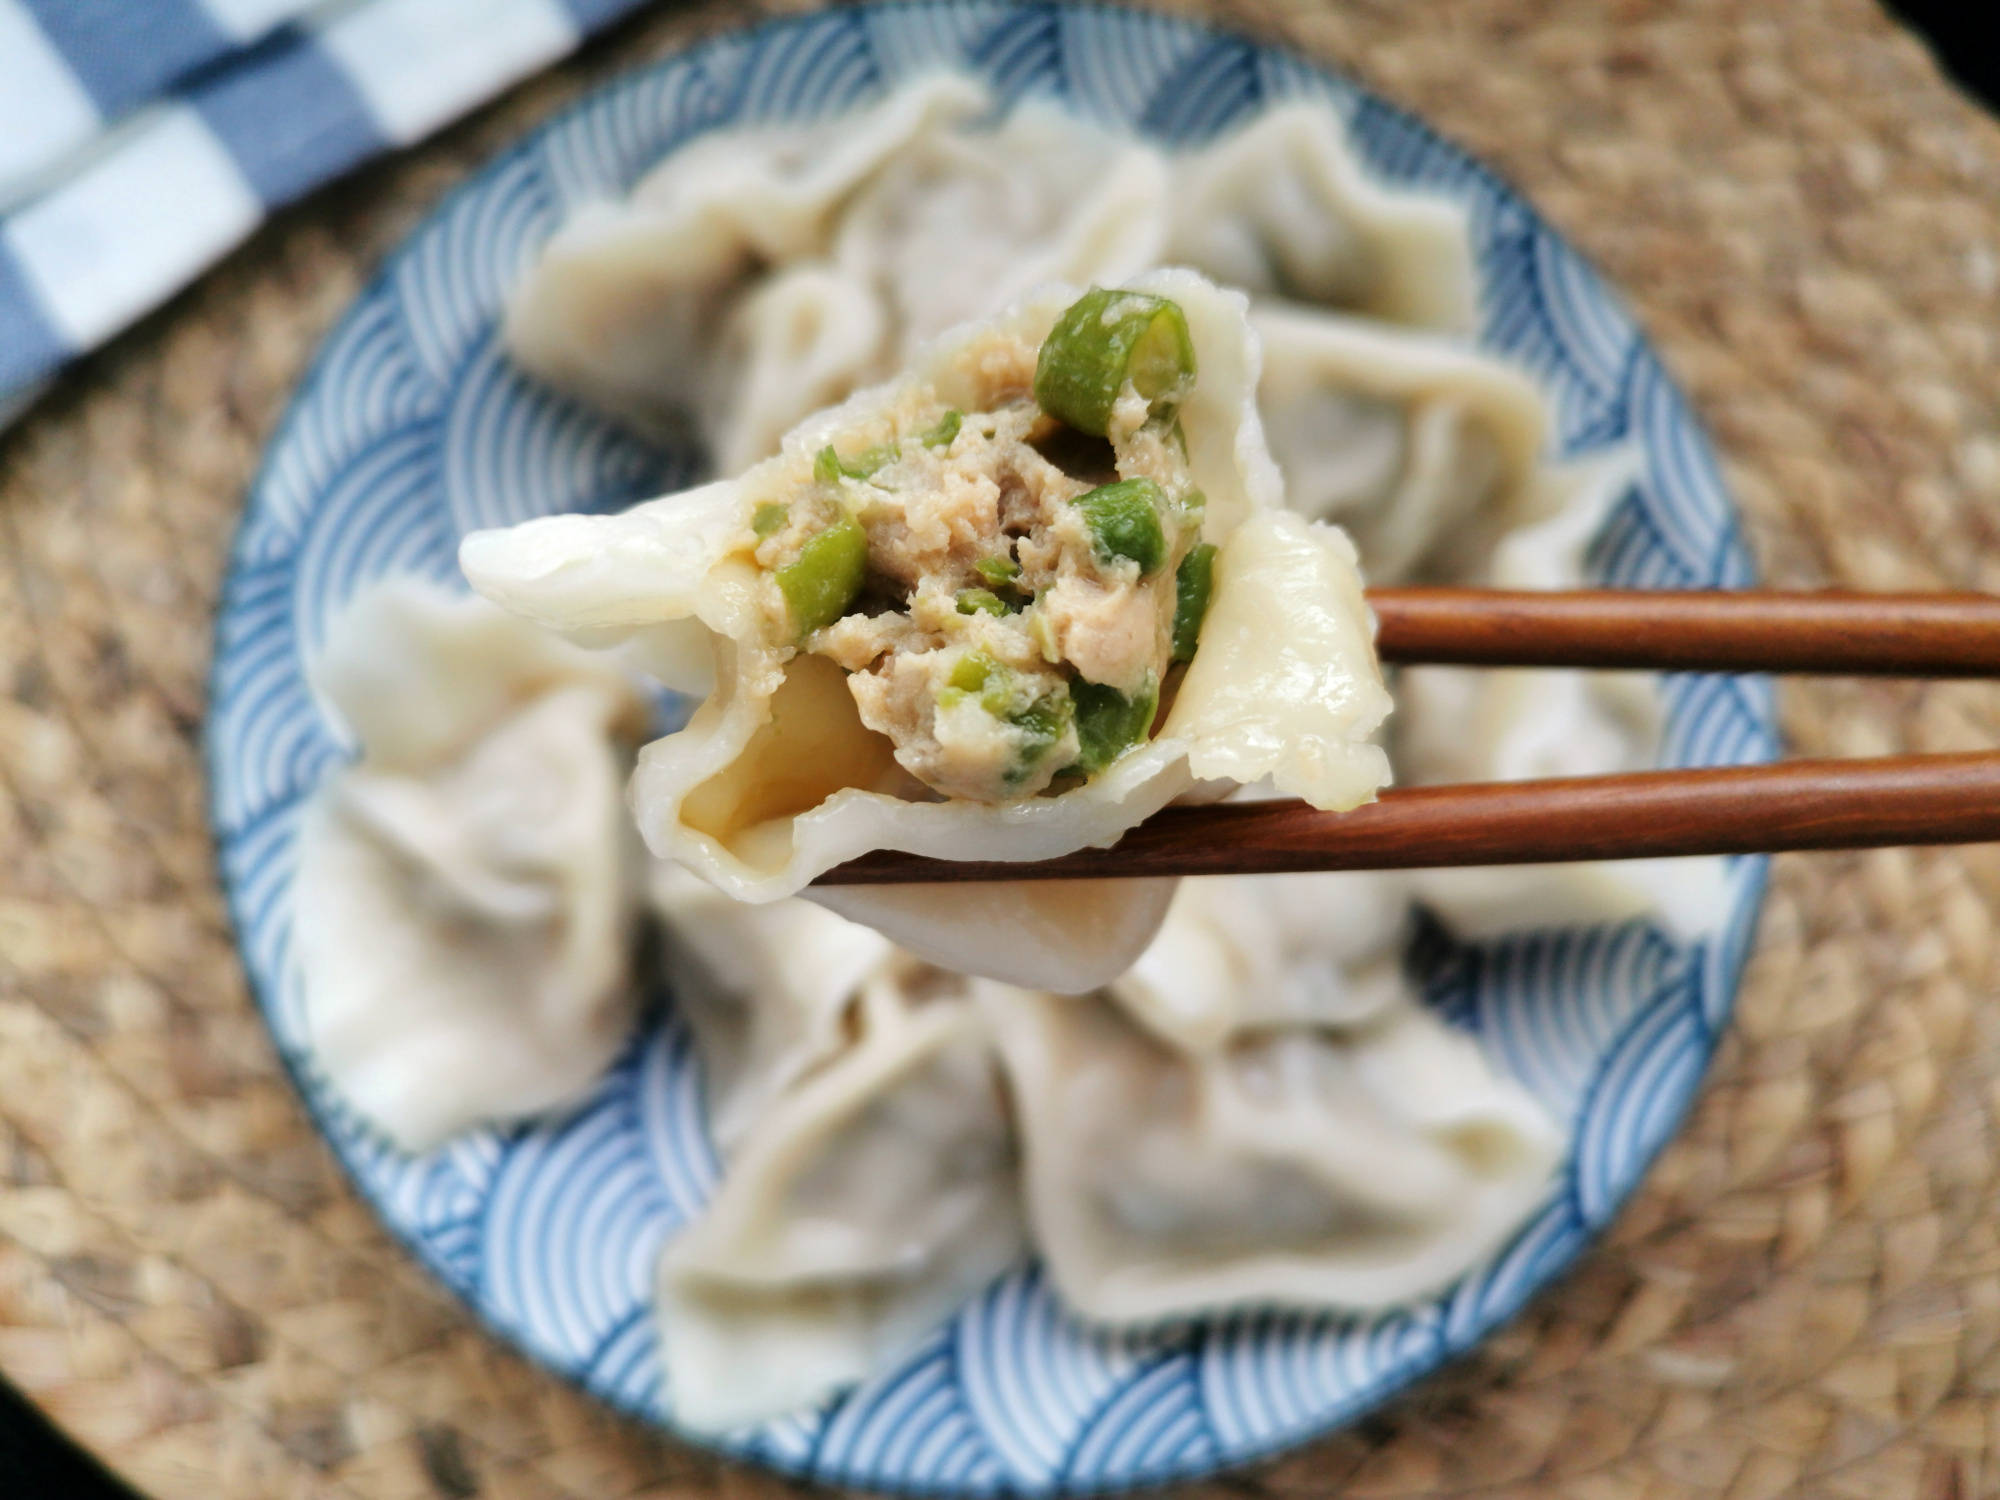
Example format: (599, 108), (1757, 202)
(0, 0), (649, 428)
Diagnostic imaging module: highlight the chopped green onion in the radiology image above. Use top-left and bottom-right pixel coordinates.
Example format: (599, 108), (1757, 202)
(1073, 478), (1167, 574)
(775, 512), (868, 636)
(956, 587), (1010, 617)
(1072, 677), (1159, 775)
(1034, 288), (1196, 436)
(920, 409), (963, 449)
(752, 502), (790, 538)
(947, 648), (998, 696)
(815, 441), (898, 484)
(975, 554), (1021, 586)
(1004, 690), (1073, 786)
(1171, 542), (1217, 662)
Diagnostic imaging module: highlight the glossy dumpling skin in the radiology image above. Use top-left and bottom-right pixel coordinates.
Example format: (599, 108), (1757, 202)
(982, 982), (1561, 1325)
(291, 580), (647, 1153)
(1109, 864), (1415, 1053)
(464, 272), (1392, 992)
(507, 76), (1172, 475)
(655, 969), (1023, 1434)
(1252, 303), (1554, 583)
(504, 76), (990, 464)
(1165, 103), (1478, 335)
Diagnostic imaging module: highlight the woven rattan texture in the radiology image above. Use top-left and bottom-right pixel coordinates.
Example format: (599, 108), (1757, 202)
(5, 1), (2000, 1496)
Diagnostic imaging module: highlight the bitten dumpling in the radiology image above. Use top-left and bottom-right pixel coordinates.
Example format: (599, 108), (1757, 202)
(464, 273), (1392, 991)
(291, 580), (648, 1153)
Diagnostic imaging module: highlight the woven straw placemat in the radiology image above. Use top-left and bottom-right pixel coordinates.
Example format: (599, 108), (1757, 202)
(4, 1), (1999, 1496)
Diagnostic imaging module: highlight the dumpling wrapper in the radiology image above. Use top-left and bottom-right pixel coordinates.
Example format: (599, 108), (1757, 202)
(1166, 103), (1478, 335)
(1110, 864), (1415, 1054)
(465, 272), (1392, 992)
(656, 974), (1024, 1434)
(982, 982), (1561, 1325)
(651, 860), (892, 1155)
(505, 75), (990, 456)
(293, 580), (646, 1153)
(1252, 303), (1553, 584)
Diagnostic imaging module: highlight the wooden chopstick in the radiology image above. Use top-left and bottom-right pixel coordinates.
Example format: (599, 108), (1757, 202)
(813, 753), (2000, 885)
(1369, 589), (2000, 675)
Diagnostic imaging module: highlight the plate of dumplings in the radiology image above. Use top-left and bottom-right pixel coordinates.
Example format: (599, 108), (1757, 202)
(209, 3), (1778, 1491)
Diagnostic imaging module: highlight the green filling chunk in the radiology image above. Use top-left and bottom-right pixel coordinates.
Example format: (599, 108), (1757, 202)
(816, 441), (898, 483)
(1073, 478), (1167, 575)
(920, 409), (963, 449)
(1172, 542), (1217, 662)
(1073, 676), (1159, 775)
(974, 554), (1021, 586)
(752, 502), (790, 538)
(1004, 690), (1073, 786)
(956, 587), (1010, 616)
(776, 512), (868, 637)
(1033, 288), (1196, 436)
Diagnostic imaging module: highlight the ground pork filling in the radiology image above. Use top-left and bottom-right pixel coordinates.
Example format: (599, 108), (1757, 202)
(745, 307), (1207, 804)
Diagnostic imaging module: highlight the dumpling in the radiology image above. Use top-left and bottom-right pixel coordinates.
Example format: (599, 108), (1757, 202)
(1252, 303), (1553, 583)
(833, 96), (1169, 364)
(655, 968), (1024, 1433)
(1109, 865), (1415, 1053)
(464, 273), (1392, 991)
(505, 75), (990, 452)
(651, 861), (892, 1154)
(1395, 450), (1736, 938)
(1167, 104), (1478, 334)
(982, 982), (1561, 1325)
(292, 579), (648, 1153)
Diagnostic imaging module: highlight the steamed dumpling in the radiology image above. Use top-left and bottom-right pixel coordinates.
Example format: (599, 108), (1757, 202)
(1110, 865), (1415, 1053)
(506, 76), (990, 458)
(652, 861), (892, 1154)
(832, 96), (1168, 365)
(1166, 104), (1478, 334)
(464, 274), (1392, 991)
(656, 969), (1024, 1434)
(1252, 303), (1552, 583)
(983, 983), (1561, 1324)
(292, 580), (647, 1153)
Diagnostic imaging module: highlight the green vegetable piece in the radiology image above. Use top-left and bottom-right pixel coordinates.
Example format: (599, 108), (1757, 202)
(956, 587), (1010, 617)
(948, 649), (998, 696)
(975, 554), (1021, 586)
(752, 502), (789, 539)
(1172, 542), (1218, 662)
(1073, 478), (1167, 574)
(775, 512), (868, 636)
(1033, 288), (1196, 436)
(815, 441), (898, 484)
(1004, 690), (1073, 786)
(921, 409), (963, 449)
(1072, 677), (1159, 775)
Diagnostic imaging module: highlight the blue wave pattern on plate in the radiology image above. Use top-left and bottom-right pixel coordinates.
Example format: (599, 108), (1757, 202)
(206, 3), (1780, 1491)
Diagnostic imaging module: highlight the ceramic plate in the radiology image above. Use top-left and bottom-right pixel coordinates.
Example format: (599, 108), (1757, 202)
(208, 3), (1777, 1490)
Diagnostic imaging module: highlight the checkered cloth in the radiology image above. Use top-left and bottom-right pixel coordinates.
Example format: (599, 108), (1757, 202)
(0, 0), (650, 429)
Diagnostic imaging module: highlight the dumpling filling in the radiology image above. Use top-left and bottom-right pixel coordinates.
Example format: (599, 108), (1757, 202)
(743, 289), (1211, 802)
